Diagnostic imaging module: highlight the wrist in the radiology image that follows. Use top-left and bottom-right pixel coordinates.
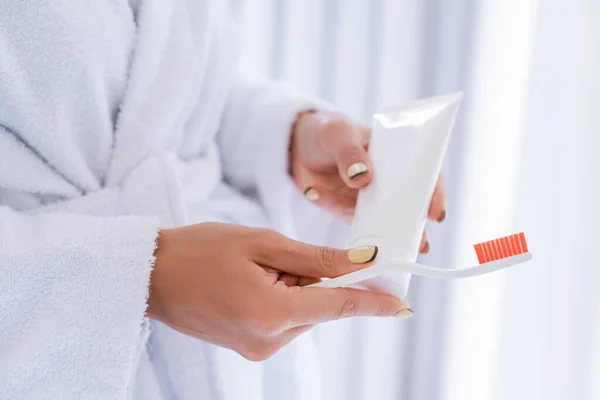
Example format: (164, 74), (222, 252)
(147, 228), (172, 322)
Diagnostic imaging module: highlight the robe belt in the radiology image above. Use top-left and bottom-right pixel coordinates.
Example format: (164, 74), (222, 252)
(32, 155), (189, 229)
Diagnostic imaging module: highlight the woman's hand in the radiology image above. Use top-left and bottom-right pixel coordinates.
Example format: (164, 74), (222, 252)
(291, 110), (446, 254)
(147, 223), (411, 362)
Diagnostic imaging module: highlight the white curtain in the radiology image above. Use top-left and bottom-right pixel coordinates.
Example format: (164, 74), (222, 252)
(237, 1), (600, 399)
(489, 1), (600, 399)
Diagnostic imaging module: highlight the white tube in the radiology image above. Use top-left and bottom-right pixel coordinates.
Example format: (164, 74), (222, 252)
(349, 92), (462, 297)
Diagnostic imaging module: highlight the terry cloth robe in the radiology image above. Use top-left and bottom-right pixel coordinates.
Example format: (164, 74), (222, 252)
(0, 1), (346, 399)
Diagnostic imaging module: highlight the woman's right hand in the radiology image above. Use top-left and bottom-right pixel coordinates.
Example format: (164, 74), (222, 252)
(147, 222), (411, 361)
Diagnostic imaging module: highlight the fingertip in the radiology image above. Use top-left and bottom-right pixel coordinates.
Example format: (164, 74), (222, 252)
(347, 245), (378, 264)
(343, 163), (372, 189)
(346, 162), (369, 180)
(332, 137), (373, 188)
(427, 206), (444, 221)
(376, 293), (411, 317)
(303, 186), (320, 201)
(428, 182), (446, 220)
(437, 210), (446, 223)
(398, 296), (411, 310)
(419, 230), (428, 252)
(396, 308), (414, 319)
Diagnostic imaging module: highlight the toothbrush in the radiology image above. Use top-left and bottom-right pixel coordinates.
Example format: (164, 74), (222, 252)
(392, 232), (532, 279)
(307, 232), (532, 289)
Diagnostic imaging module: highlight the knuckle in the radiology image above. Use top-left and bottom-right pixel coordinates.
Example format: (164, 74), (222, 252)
(249, 228), (282, 257)
(240, 350), (264, 362)
(259, 318), (283, 336)
(253, 228), (279, 243)
(239, 342), (277, 362)
(315, 246), (336, 272)
(322, 118), (351, 136)
(335, 296), (358, 320)
(247, 310), (286, 336)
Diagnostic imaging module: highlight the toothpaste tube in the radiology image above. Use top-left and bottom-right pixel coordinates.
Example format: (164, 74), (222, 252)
(345, 93), (462, 297)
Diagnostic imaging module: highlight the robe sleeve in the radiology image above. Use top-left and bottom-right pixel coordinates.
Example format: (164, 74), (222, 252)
(0, 207), (159, 400)
(217, 74), (348, 245)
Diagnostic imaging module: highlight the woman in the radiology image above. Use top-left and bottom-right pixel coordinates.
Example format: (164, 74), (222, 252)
(0, 1), (445, 399)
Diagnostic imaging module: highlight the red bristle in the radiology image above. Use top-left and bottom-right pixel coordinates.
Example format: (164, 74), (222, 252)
(494, 239), (504, 259)
(499, 238), (508, 258)
(513, 234), (522, 253)
(483, 241), (491, 261)
(515, 233), (523, 253)
(493, 240), (501, 260)
(479, 243), (486, 263)
(474, 232), (530, 263)
(488, 241), (495, 260)
(474, 244), (486, 264)
(497, 240), (504, 257)
(487, 240), (495, 261)
(488, 240), (500, 261)
(479, 242), (486, 262)
(502, 236), (512, 256)
(481, 242), (488, 262)
(481, 241), (488, 262)
(510, 236), (518, 255)
(509, 235), (518, 254)
(519, 232), (529, 252)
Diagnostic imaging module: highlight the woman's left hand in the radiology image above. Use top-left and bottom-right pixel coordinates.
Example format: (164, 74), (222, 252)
(290, 110), (446, 254)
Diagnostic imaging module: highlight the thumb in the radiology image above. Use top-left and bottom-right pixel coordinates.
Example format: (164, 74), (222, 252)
(291, 287), (412, 325)
(321, 120), (372, 189)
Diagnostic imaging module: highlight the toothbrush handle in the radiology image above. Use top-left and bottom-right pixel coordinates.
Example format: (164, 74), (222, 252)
(393, 252), (533, 279)
(305, 252), (533, 291)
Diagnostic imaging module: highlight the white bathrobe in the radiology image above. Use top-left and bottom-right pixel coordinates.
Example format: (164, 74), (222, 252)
(0, 1), (344, 399)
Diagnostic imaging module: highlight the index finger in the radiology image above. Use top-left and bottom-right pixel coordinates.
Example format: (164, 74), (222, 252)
(319, 119), (373, 189)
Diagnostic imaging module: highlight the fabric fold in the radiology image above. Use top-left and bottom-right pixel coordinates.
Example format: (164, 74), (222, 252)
(0, 209), (160, 400)
(218, 75), (337, 238)
(0, 1), (348, 399)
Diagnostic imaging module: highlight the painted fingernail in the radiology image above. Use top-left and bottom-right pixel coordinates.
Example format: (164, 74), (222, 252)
(348, 245), (378, 264)
(420, 241), (430, 254)
(437, 210), (446, 223)
(347, 162), (369, 179)
(396, 308), (414, 318)
(303, 187), (320, 201)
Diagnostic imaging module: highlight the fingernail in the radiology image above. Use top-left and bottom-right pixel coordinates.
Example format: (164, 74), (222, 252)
(347, 162), (369, 179)
(396, 308), (414, 319)
(420, 241), (430, 254)
(348, 245), (378, 264)
(437, 210), (446, 223)
(303, 187), (320, 201)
